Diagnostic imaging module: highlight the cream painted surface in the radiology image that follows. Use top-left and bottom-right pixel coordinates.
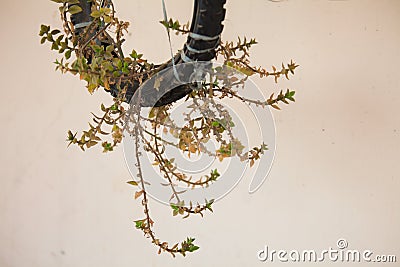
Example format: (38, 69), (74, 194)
(0, 1), (399, 266)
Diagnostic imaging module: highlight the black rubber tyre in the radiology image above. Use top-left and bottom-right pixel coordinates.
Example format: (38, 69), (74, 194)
(182, 0), (226, 62)
(71, 0), (226, 106)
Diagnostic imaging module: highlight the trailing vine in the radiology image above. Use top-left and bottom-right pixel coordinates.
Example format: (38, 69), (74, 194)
(40, 0), (299, 256)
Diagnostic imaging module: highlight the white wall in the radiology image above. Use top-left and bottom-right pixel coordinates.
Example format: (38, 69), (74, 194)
(0, 0), (399, 266)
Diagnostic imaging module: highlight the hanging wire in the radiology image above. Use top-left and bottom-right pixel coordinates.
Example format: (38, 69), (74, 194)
(161, 0), (181, 82)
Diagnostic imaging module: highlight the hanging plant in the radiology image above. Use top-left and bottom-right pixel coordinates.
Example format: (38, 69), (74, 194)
(40, 0), (299, 257)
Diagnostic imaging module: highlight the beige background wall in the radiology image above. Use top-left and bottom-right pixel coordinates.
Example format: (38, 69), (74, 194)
(0, 0), (399, 266)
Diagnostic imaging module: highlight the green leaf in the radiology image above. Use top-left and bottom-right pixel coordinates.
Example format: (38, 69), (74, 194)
(39, 24), (50, 36)
(51, 29), (61, 35)
(102, 141), (114, 152)
(65, 50), (72, 59)
(47, 34), (54, 42)
(160, 19), (170, 30)
(68, 5), (82, 15)
(130, 49), (143, 59)
(205, 199), (214, 212)
(91, 44), (102, 54)
(148, 108), (156, 119)
(51, 42), (59, 50)
(91, 10), (102, 18)
(285, 90), (296, 102)
(40, 24), (49, 32)
(110, 104), (118, 111)
(103, 15), (112, 23)
(189, 246), (199, 252)
(116, 59), (123, 70)
(170, 203), (179, 211)
(106, 45), (114, 53)
(127, 181), (139, 186)
(134, 220), (144, 229)
(122, 66), (129, 75)
(101, 7), (112, 15)
(211, 121), (220, 127)
(67, 130), (76, 141)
